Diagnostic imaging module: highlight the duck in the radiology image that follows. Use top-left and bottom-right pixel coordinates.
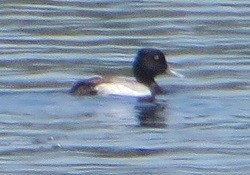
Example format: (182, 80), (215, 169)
(70, 48), (183, 101)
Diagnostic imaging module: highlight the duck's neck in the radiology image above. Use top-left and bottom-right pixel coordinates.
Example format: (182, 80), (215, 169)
(133, 65), (164, 94)
(135, 72), (154, 87)
(133, 64), (154, 86)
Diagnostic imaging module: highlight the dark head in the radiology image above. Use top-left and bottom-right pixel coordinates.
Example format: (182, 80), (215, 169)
(133, 48), (167, 83)
(133, 48), (168, 91)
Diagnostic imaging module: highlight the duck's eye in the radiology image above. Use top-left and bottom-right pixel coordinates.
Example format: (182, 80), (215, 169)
(154, 55), (160, 61)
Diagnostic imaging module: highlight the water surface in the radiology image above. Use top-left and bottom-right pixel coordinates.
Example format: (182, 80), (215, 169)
(0, 0), (250, 174)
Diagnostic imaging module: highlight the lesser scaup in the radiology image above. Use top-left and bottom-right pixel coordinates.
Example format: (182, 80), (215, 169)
(70, 48), (183, 101)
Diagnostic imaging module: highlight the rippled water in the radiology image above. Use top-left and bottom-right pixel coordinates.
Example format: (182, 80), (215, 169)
(0, 0), (250, 174)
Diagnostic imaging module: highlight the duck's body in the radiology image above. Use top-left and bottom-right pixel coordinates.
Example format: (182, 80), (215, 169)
(70, 76), (153, 101)
(70, 48), (183, 101)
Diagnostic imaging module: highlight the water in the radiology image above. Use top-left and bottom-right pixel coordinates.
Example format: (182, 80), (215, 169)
(0, 0), (250, 174)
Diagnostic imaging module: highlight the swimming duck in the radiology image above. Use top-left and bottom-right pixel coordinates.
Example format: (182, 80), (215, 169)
(70, 48), (183, 101)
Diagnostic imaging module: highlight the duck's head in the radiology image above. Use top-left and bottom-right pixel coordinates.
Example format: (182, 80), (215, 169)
(133, 48), (183, 92)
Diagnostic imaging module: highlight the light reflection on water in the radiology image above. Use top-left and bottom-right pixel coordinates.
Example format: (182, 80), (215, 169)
(0, 0), (250, 174)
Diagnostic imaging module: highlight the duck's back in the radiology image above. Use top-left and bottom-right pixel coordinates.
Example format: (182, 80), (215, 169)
(70, 77), (103, 95)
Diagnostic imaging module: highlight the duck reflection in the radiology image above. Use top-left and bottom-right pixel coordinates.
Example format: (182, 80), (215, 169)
(135, 103), (167, 128)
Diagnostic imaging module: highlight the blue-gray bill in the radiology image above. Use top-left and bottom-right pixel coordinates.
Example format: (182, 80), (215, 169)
(166, 68), (184, 78)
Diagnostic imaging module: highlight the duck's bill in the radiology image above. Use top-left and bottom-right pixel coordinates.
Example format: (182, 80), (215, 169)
(166, 68), (184, 78)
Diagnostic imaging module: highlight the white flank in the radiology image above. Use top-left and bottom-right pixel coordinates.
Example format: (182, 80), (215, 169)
(95, 82), (152, 97)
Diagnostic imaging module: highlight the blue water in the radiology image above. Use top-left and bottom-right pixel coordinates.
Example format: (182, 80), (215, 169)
(0, 1), (250, 174)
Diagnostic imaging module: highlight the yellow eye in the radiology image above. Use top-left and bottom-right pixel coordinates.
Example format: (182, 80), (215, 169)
(154, 55), (160, 61)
